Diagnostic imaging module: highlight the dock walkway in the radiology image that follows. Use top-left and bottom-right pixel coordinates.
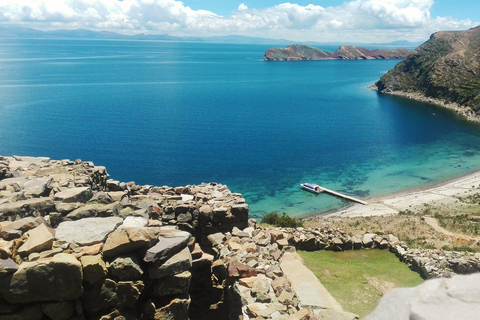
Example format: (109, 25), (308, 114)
(318, 185), (368, 205)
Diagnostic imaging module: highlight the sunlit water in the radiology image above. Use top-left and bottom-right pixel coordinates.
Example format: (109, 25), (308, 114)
(1, 39), (480, 218)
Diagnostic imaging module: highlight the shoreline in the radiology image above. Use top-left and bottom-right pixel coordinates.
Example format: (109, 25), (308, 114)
(308, 168), (480, 218)
(367, 84), (480, 123)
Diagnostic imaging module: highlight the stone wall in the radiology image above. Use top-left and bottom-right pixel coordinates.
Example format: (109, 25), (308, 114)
(0, 156), (247, 320)
(278, 226), (480, 279)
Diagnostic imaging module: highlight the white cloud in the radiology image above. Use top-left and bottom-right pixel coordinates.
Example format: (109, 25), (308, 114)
(238, 3), (248, 11)
(0, 0), (477, 42)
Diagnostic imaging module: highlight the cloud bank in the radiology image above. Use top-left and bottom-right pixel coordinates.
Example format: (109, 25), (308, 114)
(0, 0), (477, 42)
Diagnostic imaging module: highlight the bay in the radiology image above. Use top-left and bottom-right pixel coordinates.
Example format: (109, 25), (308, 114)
(1, 39), (480, 219)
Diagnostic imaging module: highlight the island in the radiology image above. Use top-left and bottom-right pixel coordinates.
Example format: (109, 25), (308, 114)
(263, 44), (412, 61)
(372, 25), (480, 119)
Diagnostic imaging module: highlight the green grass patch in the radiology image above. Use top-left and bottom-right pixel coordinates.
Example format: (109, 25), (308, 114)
(298, 249), (424, 318)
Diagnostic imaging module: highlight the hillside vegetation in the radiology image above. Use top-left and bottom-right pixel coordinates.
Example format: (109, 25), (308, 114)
(375, 25), (480, 111)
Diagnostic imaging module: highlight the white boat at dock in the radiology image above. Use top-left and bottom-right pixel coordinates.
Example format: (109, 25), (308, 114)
(300, 183), (323, 194)
(301, 182), (368, 205)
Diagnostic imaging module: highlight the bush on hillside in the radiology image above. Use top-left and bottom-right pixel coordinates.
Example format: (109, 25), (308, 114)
(261, 212), (304, 228)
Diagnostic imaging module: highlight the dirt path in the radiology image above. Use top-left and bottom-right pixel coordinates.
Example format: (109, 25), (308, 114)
(423, 216), (480, 241)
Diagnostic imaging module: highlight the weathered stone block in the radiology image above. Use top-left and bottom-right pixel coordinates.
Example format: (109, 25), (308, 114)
(152, 271), (191, 297)
(109, 256), (144, 281)
(4, 253), (83, 303)
(149, 247), (192, 279)
(82, 279), (144, 314)
(80, 254), (108, 284)
(144, 230), (191, 263)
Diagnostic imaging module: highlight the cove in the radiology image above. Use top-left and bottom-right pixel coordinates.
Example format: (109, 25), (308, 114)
(1, 39), (480, 218)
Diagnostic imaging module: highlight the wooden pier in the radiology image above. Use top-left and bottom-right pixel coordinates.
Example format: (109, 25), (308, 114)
(317, 185), (368, 205)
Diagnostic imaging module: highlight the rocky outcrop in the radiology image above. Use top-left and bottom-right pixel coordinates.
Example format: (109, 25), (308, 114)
(264, 44), (412, 61)
(374, 25), (480, 113)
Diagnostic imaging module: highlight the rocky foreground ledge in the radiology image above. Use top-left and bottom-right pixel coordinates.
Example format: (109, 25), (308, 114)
(1, 156), (480, 320)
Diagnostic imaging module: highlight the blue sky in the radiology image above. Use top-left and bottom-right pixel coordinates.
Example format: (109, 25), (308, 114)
(0, 0), (478, 43)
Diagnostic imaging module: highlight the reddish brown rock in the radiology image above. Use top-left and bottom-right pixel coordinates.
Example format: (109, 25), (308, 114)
(228, 261), (257, 278)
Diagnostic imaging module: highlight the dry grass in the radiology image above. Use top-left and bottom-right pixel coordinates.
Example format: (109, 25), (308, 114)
(305, 208), (480, 251)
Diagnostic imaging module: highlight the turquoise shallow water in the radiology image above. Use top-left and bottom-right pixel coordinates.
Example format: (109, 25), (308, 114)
(1, 39), (480, 218)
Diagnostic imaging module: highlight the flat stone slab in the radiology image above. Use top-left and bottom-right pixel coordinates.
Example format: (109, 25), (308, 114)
(280, 251), (343, 311)
(54, 187), (92, 203)
(17, 224), (54, 256)
(0, 197), (54, 216)
(144, 230), (192, 263)
(55, 217), (123, 245)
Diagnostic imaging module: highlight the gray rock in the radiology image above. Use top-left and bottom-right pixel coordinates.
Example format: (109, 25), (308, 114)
(152, 271), (191, 297)
(207, 232), (226, 247)
(88, 191), (113, 204)
(362, 233), (376, 247)
(144, 230), (192, 263)
(54, 187), (92, 203)
(149, 247), (192, 279)
(81, 279), (144, 314)
(0, 258), (18, 277)
(121, 216), (148, 228)
(4, 253), (83, 303)
(55, 217), (123, 245)
(0, 197), (54, 217)
(109, 256), (144, 280)
(65, 204), (99, 220)
(364, 273), (480, 320)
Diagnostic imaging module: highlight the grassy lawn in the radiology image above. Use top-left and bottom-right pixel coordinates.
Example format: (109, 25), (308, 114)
(298, 249), (424, 318)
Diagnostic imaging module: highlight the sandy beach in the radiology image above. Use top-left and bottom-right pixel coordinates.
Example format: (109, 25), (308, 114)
(323, 170), (480, 218)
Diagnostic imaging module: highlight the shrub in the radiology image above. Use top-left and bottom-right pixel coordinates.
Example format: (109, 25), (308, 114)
(261, 212), (304, 228)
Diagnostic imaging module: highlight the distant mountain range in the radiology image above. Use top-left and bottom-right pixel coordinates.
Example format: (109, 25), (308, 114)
(263, 44), (413, 61)
(0, 26), (423, 47)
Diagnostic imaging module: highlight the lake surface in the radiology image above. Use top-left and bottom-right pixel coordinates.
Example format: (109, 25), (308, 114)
(1, 39), (480, 219)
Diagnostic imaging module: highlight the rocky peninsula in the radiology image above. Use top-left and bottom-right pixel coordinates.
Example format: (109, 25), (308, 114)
(1, 155), (479, 320)
(372, 25), (480, 120)
(264, 44), (412, 61)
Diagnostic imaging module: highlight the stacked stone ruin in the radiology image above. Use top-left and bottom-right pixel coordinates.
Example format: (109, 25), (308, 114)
(1, 156), (480, 320)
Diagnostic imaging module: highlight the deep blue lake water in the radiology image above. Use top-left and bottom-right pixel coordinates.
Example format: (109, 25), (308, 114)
(1, 39), (480, 218)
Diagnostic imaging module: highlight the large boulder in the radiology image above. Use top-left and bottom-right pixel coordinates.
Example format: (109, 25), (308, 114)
(3, 253), (83, 303)
(55, 217), (123, 246)
(364, 273), (480, 320)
